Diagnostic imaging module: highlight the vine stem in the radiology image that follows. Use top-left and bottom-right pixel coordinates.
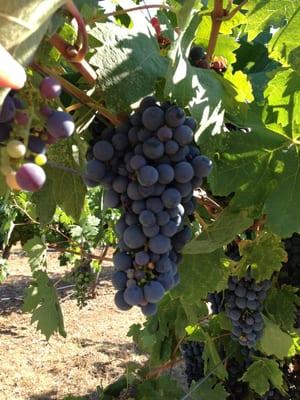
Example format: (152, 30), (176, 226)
(47, 244), (112, 262)
(206, 0), (224, 63)
(31, 62), (120, 125)
(87, 4), (171, 24)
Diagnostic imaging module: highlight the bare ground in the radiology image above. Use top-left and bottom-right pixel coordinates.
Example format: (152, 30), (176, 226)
(0, 248), (147, 400)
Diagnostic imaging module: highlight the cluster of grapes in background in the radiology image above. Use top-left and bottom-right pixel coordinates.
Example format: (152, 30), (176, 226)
(279, 233), (300, 329)
(181, 236), (300, 399)
(0, 76), (75, 192)
(181, 341), (204, 386)
(85, 96), (212, 316)
(225, 275), (270, 347)
(189, 46), (228, 74)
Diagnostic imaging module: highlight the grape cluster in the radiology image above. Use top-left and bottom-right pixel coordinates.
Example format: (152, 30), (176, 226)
(225, 354), (251, 400)
(189, 46), (228, 73)
(73, 259), (94, 308)
(225, 276), (270, 347)
(0, 76), (75, 192)
(181, 342), (204, 386)
(278, 233), (300, 329)
(84, 96), (212, 315)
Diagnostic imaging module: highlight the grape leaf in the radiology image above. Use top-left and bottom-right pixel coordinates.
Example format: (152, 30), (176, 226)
(200, 105), (300, 238)
(264, 286), (300, 332)
(89, 22), (169, 113)
(33, 139), (87, 222)
(184, 203), (256, 254)
(202, 330), (228, 380)
(136, 376), (184, 400)
(264, 68), (300, 139)
(245, 1), (300, 42)
(264, 146), (300, 237)
(174, 251), (230, 299)
(0, 0), (64, 66)
(236, 232), (287, 281)
(269, 6), (300, 66)
(164, 13), (243, 126)
(128, 295), (206, 366)
(241, 358), (285, 396)
(257, 316), (294, 359)
(190, 377), (228, 400)
(23, 236), (47, 272)
(23, 270), (66, 340)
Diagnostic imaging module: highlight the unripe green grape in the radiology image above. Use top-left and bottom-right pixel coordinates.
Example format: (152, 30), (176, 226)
(6, 140), (26, 158)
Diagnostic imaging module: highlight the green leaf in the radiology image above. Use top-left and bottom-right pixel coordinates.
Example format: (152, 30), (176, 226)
(23, 236), (47, 272)
(173, 251), (230, 299)
(245, 1), (300, 42)
(241, 358), (285, 396)
(264, 146), (300, 237)
(190, 377), (228, 400)
(164, 13), (242, 127)
(264, 68), (300, 139)
(184, 204), (256, 254)
(23, 270), (66, 340)
(269, 6), (300, 66)
(202, 329), (228, 380)
(236, 232), (286, 281)
(136, 376), (184, 400)
(128, 295), (206, 366)
(264, 286), (300, 332)
(256, 316), (294, 359)
(0, 0), (65, 66)
(89, 22), (169, 113)
(34, 139), (87, 222)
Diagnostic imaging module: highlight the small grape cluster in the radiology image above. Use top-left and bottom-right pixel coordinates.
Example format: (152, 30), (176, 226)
(225, 353), (252, 400)
(225, 276), (271, 347)
(73, 259), (94, 308)
(279, 233), (300, 329)
(0, 76), (75, 192)
(189, 46), (228, 73)
(181, 341), (204, 386)
(84, 96), (212, 316)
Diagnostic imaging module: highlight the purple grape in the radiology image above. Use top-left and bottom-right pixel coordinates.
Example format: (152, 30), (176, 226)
(192, 155), (213, 178)
(142, 303), (157, 316)
(149, 234), (171, 254)
(46, 111), (75, 139)
(144, 281), (165, 303)
(135, 251), (150, 265)
(142, 106), (164, 131)
(114, 291), (132, 310)
(165, 106), (185, 127)
(93, 140), (114, 161)
(165, 140), (179, 155)
(0, 123), (11, 142)
(156, 126), (173, 142)
(174, 161), (194, 183)
(103, 190), (120, 208)
(130, 155), (146, 170)
(123, 225), (146, 249)
(113, 252), (132, 271)
(143, 224), (160, 238)
(16, 163), (46, 192)
(39, 76), (62, 99)
(161, 188), (181, 208)
(143, 138), (164, 160)
(174, 125), (194, 145)
(157, 164), (174, 184)
(112, 271), (127, 290)
(137, 165), (159, 187)
(28, 135), (46, 154)
(139, 210), (156, 227)
(0, 96), (16, 123)
(124, 284), (144, 305)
